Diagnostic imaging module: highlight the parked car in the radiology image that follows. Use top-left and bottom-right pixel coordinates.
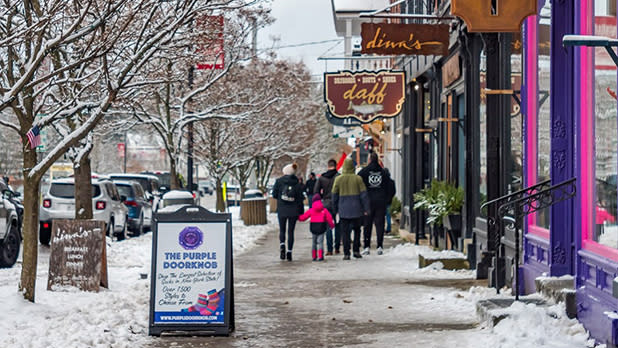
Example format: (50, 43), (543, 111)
(244, 189), (264, 199)
(200, 181), (215, 196)
(158, 190), (196, 212)
(0, 179), (22, 234)
(141, 171), (173, 194)
(0, 187), (20, 267)
(113, 180), (152, 236)
(108, 173), (160, 207)
(39, 178), (128, 245)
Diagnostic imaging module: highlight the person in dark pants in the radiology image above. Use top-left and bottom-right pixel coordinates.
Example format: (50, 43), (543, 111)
(314, 159), (340, 255)
(358, 152), (390, 256)
(332, 158), (369, 260)
(305, 172), (317, 207)
(271, 163), (304, 261)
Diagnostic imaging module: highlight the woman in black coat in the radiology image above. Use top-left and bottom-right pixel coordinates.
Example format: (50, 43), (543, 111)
(271, 163), (304, 261)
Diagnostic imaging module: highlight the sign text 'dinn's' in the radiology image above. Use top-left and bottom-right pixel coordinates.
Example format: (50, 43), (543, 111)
(361, 23), (449, 56)
(324, 70), (405, 124)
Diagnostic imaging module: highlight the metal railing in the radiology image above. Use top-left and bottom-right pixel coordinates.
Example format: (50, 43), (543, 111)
(481, 178), (577, 300)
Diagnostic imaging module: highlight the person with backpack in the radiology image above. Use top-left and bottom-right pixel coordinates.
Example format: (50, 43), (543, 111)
(272, 163), (304, 261)
(358, 152), (389, 256)
(314, 159), (340, 255)
(299, 193), (335, 261)
(332, 158), (369, 260)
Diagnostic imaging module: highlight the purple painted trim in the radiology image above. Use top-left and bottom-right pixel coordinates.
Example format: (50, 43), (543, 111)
(549, 0), (576, 277)
(523, 16), (539, 230)
(521, 233), (551, 294)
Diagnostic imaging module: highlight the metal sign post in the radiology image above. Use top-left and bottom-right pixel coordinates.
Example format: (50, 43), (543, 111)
(149, 206), (234, 336)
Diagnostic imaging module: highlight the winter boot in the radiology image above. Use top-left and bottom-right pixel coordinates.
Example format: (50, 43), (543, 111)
(353, 251), (363, 259)
(343, 254), (350, 260)
(280, 243), (286, 260)
(317, 250), (324, 261)
(312, 249), (317, 261)
(286, 251), (292, 261)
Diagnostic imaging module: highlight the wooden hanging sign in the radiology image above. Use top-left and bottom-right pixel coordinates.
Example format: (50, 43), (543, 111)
(361, 23), (449, 56)
(451, 0), (537, 32)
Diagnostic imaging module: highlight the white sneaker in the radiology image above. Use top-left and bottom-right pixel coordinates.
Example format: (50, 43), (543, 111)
(361, 247), (370, 255)
(377, 247), (383, 255)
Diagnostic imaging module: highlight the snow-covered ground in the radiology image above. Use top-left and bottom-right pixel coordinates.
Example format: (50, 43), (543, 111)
(0, 209), (601, 348)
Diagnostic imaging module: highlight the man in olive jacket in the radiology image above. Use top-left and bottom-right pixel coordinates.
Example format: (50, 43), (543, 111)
(332, 158), (369, 260)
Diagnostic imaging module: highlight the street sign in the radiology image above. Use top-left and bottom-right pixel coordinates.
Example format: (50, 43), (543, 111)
(149, 205), (234, 336)
(324, 70), (405, 124)
(196, 16), (224, 70)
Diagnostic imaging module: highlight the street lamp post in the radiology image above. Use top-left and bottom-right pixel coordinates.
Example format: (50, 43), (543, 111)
(187, 66), (195, 193)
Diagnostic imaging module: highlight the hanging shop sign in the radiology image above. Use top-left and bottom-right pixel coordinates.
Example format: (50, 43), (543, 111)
(442, 53), (461, 88)
(149, 206), (234, 336)
(325, 110), (362, 127)
(324, 70), (405, 124)
(361, 23), (449, 56)
(451, 0), (537, 32)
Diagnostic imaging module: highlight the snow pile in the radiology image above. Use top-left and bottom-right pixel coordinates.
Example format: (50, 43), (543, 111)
(488, 301), (591, 348)
(0, 207), (277, 348)
(419, 249), (467, 260)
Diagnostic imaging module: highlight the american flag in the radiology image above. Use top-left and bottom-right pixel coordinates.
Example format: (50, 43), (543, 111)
(26, 125), (41, 149)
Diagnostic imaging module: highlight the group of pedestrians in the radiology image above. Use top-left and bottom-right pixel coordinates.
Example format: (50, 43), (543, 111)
(271, 153), (395, 262)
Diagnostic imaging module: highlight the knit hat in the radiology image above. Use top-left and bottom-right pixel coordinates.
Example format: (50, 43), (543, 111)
(312, 193), (321, 203)
(282, 163), (297, 176)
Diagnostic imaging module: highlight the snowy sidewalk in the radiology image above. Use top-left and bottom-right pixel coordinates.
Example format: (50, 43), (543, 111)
(0, 210), (596, 348)
(150, 220), (589, 348)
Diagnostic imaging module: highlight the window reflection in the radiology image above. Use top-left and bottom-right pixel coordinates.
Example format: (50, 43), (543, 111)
(536, 1), (551, 229)
(593, 10), (618, 248)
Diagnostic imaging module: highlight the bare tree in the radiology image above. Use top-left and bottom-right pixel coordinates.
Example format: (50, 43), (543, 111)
(0, 0), (264, 302)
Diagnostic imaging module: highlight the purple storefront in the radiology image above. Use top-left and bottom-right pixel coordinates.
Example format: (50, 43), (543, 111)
(521, 0), (618, 344)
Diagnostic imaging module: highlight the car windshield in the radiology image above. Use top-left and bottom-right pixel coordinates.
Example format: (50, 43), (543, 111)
(115, 185), (134, 198)
(50, 183), (101, 198)
(112, 176), (151, 193)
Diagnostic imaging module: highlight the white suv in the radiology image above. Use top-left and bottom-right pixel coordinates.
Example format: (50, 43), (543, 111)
(39, 178), (128, 245)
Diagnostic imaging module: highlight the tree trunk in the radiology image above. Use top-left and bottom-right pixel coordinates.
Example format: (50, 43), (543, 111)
(19, 147), (39, 302)
(74, 152), (93, 220)
(216, 178), (225, 212)
(169, 156), (180, 190)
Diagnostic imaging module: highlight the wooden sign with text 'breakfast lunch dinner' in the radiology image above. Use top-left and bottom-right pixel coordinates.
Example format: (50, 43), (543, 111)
(47, 219), (108, 292)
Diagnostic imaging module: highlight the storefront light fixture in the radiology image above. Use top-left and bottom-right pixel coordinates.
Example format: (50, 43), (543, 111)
(414, 84), (420, 91)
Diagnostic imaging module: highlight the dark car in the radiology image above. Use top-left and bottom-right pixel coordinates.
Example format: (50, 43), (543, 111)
(0, 180), (22, 235)
(109, 173), (160, 206)
(113, 180), (152, 236)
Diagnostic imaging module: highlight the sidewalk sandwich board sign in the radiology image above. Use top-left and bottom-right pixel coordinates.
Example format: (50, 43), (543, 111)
(149, 205), (234, 336)
(47, 220), (108, 292)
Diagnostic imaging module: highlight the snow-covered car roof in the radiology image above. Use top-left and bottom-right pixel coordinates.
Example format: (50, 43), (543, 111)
(162, 190), (194, 199)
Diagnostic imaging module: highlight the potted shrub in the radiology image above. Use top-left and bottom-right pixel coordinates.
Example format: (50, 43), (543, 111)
(413, 180), (464, 229)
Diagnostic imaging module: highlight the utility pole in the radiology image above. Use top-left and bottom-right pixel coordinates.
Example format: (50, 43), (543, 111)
(187, 66), (195, 193)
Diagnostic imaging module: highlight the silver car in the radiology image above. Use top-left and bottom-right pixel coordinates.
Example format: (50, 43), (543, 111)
(39, 178), (128, 245)
(0, 189), (20, 267)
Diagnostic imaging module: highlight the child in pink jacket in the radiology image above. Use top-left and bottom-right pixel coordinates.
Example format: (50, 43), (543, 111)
(299, 193), (335, 261)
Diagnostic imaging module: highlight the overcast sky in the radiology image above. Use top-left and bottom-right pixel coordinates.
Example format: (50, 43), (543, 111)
(258, 0), (344, 77)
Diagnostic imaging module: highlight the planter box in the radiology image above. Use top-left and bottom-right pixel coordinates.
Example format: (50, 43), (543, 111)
(443, 214), (462, 230)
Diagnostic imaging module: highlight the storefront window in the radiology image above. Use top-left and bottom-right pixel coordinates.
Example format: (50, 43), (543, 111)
(480, 50), (487, 216)
(536, 3), (551, 229)
(593, 12), (618, 248)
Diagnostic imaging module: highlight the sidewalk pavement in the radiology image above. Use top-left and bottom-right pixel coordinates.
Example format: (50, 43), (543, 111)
(150, 220), (486, 348)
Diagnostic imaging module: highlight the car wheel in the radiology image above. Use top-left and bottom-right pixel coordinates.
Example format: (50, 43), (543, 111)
(115, 217), (126, 241)
(0, 224), (21, 268)
(132, 213), (143, 237)
(39, 222), (51, 246)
